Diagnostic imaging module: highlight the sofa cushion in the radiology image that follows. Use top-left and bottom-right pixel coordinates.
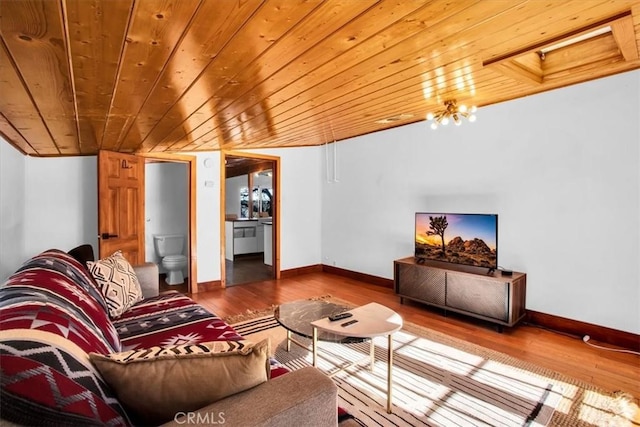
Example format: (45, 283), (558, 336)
(114, 291), (243, 350)
(87, 251), (144, 318)
(90, 339), (270, 425)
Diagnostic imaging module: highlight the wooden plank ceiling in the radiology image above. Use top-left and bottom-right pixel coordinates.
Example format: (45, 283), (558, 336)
(1, 0), (639, 157)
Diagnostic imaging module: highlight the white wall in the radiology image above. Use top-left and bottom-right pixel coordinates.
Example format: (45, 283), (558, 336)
(273, 147), (323, 270)
(145, 162), (189, 273)
(0, 147), (98, 281)
(253, 172), (273, 189)
(24, 155), (99, 264)
(0, 140), (26, 281)
(322, 70), (640, 334)
(225, 175), (247, 218)
(1, 146), (98, 280)
(193, 152), (222, 282)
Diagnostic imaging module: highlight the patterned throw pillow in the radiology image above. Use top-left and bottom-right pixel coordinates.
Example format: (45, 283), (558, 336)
(87, 251), (144, 318)
(90, 339), (270, 425)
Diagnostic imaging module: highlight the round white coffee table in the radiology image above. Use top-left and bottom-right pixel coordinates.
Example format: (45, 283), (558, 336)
(310, 302), (403, 413)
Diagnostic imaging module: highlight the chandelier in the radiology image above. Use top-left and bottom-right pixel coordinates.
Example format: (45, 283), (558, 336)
(426, 100), (477, 129)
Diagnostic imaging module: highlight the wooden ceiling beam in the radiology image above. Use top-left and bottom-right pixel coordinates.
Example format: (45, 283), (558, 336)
(489, 62), (543, 86)
(611, 14), (639, 61)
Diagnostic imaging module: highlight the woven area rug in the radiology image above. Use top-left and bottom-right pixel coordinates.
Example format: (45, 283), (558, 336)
(227, 297), (637, 427)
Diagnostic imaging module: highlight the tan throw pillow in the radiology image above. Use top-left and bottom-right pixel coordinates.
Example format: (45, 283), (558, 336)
(89, 339), (270, 425)
(87, 250), (143, 318)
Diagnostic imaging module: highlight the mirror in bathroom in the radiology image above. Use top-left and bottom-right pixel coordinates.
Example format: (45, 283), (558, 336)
(252, 187), (272, 218)
(238, 169), (272, 219)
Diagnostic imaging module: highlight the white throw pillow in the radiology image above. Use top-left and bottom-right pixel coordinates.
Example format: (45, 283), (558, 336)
(87, 251), (143, 318)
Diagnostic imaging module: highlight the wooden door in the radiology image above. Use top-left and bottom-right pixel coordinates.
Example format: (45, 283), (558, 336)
(97, 150), (145, 264)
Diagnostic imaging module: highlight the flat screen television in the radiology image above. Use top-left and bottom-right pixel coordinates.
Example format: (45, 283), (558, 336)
(415, 213), (498, 269)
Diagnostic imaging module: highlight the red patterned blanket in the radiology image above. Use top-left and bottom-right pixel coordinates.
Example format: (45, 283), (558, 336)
(0, 250), (242, 426)
(115, 291), (242, 350)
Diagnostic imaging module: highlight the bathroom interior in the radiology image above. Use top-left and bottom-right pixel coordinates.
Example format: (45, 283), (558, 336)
(145, 160), (190, 292)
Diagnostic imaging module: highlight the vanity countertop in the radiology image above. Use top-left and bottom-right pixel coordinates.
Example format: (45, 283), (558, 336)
(225, 217), (273, 224)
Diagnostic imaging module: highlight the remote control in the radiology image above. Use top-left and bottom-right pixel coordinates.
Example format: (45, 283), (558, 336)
(328, 312), (352, 321)
(341, 319), (358, 327)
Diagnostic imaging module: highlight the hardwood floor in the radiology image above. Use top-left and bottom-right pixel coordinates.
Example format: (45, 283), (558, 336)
(187, 271), (640, 406)
(158, 274), (189, 294)
(224, 254), (273, 286)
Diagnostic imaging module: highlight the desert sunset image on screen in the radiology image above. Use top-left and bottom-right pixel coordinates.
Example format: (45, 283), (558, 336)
(415, 213), (497, 268)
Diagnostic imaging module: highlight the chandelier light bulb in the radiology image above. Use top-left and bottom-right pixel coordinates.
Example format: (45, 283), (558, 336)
(427, 100), (478, 129)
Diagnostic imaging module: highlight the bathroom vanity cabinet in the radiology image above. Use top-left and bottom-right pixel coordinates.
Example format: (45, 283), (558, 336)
(225, 220), (258, 260)
(225, 218), (272, 261)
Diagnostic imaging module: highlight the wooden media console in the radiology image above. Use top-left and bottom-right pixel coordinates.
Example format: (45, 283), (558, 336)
(394, 257), (527, 330)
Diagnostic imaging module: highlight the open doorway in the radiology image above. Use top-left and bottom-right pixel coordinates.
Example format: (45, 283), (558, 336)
(144, 160), (189, 293)
(221, 151), (280, 287)
(138, 153), (197, 293)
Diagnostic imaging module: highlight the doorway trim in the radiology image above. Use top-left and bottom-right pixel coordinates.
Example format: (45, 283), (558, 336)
(221, 150), (280, 288)
(137, 152), (198, 293)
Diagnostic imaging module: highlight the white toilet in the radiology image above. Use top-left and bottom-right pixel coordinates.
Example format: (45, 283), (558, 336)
(153, 234), (187, 285)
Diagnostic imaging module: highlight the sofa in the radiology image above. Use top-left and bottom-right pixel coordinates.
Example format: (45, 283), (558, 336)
(0, 249), (339, 426)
